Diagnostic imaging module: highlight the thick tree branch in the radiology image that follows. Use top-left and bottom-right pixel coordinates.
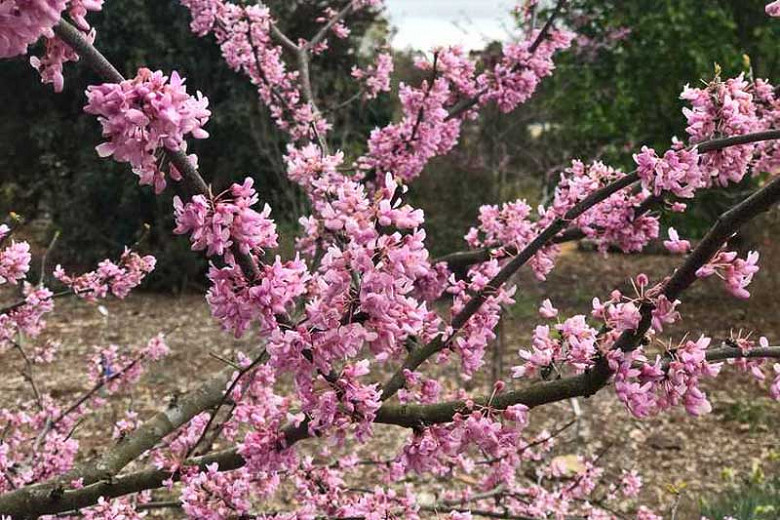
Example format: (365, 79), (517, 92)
(4, 338), (780, 516)
(0, 349), (267, 518)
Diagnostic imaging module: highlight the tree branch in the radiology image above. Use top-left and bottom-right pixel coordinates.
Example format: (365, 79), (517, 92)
(379, 172), (639, 401)
(304, 2), (354, 52)
(54, 21), (210, 195)
(54, 18), (262, 278)
(0, 349), (267, 517)
(434, 129), (780, 273)
(5, 338), (780, 516)
(445, 0), (568, 121)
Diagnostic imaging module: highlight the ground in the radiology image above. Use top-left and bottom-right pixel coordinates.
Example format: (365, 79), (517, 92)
(2, 223), (780, 519)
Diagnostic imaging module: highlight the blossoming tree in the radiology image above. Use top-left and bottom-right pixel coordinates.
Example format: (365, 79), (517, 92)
(3, 0), (780, 518)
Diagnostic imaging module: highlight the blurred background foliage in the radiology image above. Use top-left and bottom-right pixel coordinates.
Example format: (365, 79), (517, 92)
(1, 0), (780, 288)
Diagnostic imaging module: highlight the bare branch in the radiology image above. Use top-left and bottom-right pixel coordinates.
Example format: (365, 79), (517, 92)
(304, 2), (354, 52)
(269, 22), (299, 53)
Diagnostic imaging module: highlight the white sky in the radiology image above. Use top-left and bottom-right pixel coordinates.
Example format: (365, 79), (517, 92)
(384, 0), (517, 51)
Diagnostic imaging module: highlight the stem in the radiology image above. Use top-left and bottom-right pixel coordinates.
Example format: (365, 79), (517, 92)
(304, 1), (354, 51)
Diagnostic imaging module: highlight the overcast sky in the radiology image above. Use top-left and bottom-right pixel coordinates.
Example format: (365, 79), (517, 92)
(384, 0), (516, 51)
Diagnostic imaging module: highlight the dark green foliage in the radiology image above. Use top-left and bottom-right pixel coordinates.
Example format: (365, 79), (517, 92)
(529, 0), (780, 236)
(538, 0), (780, 164)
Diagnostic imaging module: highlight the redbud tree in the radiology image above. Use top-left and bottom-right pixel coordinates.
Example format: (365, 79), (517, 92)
(2, 1), (780, 519)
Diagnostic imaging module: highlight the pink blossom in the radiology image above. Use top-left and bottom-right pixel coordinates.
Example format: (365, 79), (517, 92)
(54, 248), (156, 301)
(181, 464), (252, 519)
(663, 227), (691, 254)
(681, 74), (760, 186)
(696, 249), (760, 299)
(359, 75), (462, 182)
(0, 241), (32, 284)
(352, 51), (393, 99)
(478, 27), (574, 113)
(634, 145), (703, 198)
(770, 364), (780, 400)
(26, 0), (102, 91)
(767, 1), (780, 17)
(620, 469), (642, 497)
(538, 298), (558, 319)
(553, 160), (659, 253)
(174, 177), (278, 260)
(636, 507), (663, 520)
(180, 0), (329, 141)
(0, 0), (66, 58)
(85, 68), (210, 192)
(80, 497), (144, 520)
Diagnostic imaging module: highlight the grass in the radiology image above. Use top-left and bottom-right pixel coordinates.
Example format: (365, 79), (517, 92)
(714, 399), (777, 432)
(700, 476), (780, 519)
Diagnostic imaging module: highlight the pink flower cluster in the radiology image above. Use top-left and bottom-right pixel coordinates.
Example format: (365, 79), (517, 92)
(0, 239), (32, 285)
(0, 0), (103, 91)
(465, 200), (558, 279)
(181, 464), (252, 519)
(29, 0), (103, 92)
(771, 362), (780, 400)
(767, 1), (780, 17)
(54, 248), (157, 301)
(84, 68), (210, 193)
(681, 74), (760, 186)
(512, 302), (607, 378)
(634, 74), (780, 199)
(0, 398), (79, 492)
(180, 0), (329, 141)
(0, 0), (66, 58)
(514, 274), (683, 383)
(611, 336), (722, 417)
(552, 160), (659, 252)
(696, 249), (760, 299)
(662, 227), (690, 254)
(0, 332), (167, 494)
(0, 285), (54, 351)
(447, 260), (516, 376)
(358, 59), (464, 182)
(174, 178), (278, 260)
(634, 144), (703, 198)
(207, 256), (309, 337)
(80, 496), (146, 520)
(478, 27), (574, 113)
(87, 334), (169, 396)
(356, 32), (573, 183)
(351, 51), (393, 99)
